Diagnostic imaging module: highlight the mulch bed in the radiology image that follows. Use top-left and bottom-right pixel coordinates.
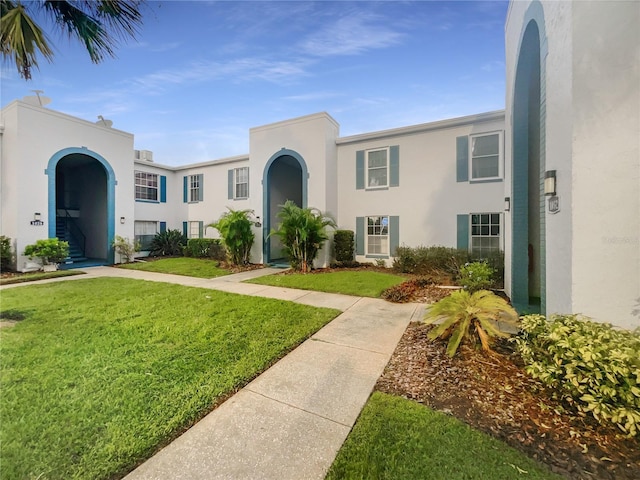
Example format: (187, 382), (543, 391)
(376, 322), (640, 480)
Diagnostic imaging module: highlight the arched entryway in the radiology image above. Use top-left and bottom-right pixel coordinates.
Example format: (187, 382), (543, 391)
(262, 149), (308, 264)
(511, 18), (546, 313)
(46, 147), (116, 266)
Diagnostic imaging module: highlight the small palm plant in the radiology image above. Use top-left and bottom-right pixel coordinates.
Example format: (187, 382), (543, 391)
(424, 289), (519, 357)
(270, 200), (336, 273)
(209, 208), (255, 265)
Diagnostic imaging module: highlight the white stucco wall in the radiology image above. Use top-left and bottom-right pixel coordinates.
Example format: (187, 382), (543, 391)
(337, 112), (505, 265)
(0, 101), (135, 270)
(505, 0), (640, 329)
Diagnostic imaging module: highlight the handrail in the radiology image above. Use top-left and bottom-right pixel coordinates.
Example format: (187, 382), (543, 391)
(62, 209), (86, 257)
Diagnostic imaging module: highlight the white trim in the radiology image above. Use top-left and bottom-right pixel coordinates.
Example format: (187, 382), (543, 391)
(233, 167), (249, 199)
(366, 215), (390, 256)
(365, 147), (389, 190)
(469, 131), (503, 181)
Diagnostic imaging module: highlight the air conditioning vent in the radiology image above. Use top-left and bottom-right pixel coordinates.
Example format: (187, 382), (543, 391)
(135, 149), (153, 162)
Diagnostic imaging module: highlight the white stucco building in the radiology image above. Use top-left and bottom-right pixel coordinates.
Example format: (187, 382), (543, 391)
(1, 0), (638, 329)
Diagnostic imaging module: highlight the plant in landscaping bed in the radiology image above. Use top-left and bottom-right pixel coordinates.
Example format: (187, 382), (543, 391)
(112, 235), (140, 263)
(424, 289), (519, 357)
(393, 245), (468, 278)
(382, 277), (435, 303)
(148, 229), (186, 257)
(1, 235), (13, 271)
(184, 238), (225, 260)
(458, 261), (495, 292)
(515, 314), (640, 437)
(333, 229), (354, 262)
(209, 209), (255, 265)
(270, 200), (336, 273)
(23, 238), (69, 267)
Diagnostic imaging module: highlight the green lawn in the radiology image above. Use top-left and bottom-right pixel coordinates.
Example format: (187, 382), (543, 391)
(326, 392), (562, 480)
(119, 257), (230, 278)
(0, 269), (84, 285)
(247, 270), (406, 297)
(0, 278), (339, 480)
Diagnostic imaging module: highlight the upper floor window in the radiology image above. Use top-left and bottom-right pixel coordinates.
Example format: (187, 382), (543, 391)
(367, 148), (388, 188)
(470, 133), (502, 180)
(135, 171), (158, 201)
(189, 174), (201, 202)
(234, 167), (249, 199)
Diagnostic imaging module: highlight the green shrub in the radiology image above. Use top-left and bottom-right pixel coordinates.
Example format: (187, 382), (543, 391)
(329, 260), (361, 269)
(270, 201), (336, 273)
(424, 289), (518, 357)
(148, 229), (186, 257)
(393, 245), (468, 276)
(458, 261), (495, 292)
(0, 235), (13, 271)
(515, 314), (640, 437)
(471, 250), (504, 289)
(112, 235), (140, 263)
(184, 238), (225, 260)
(23, 238), (69, 265)
(334, 230), (354, 262)
(209, 209), (255, 265)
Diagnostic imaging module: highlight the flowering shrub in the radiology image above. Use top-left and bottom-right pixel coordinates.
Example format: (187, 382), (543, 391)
(515, 314), (640, 437)
(458, 261), (494, 292)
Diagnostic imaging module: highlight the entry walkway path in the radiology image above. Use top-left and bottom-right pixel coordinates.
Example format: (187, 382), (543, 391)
(2, 266), (424, 479)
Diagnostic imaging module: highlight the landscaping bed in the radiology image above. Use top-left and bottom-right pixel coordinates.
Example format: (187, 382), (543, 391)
(376, 322), (640, 480)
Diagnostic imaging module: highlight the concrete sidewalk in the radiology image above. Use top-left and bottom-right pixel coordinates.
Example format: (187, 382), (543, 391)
(2, 266), (422, 479)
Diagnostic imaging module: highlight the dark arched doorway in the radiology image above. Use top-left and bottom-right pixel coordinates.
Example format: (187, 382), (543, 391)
(46, 147), (115, 266)
(262, 149), (308, 264)
(512, 20), (545, 312)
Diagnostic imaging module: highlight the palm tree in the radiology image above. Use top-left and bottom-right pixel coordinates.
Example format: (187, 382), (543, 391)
(424, 289), (519, 357)
(270, 200), (336, 273)
(1, 0), (143, 80)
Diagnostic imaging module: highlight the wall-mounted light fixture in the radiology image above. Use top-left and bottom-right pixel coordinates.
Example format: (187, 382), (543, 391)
(34, 212), (41, 221)
(504, 197), (511, 212)
(544, 170), (557, 196)
(254, 216), (262, 228)
(120, 216), (126, 224)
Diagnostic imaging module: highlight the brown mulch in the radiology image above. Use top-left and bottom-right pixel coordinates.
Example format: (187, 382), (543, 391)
(376, 322), (640, 480)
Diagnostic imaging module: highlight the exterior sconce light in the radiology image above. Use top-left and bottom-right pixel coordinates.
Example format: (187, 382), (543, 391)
(120, 216), (126, 224)
(544, 170), (557, 196)
(34, 212), (41, 221)
(254, 216), (262, 228)
(504, 197), (510, 212)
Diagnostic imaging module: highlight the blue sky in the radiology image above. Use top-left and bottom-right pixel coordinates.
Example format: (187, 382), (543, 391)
(1, 0), (508, 166)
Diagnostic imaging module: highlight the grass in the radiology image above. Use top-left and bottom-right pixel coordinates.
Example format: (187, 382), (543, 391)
(0, 269), (84, 285)
(118, 257), (230, 278)
(246, 270), (406, 297)
(326, 392), (563, 480)
(0, 278), (339, 480)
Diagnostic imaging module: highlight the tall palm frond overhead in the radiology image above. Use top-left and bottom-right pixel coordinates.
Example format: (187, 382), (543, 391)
(1, 0), (143, 80)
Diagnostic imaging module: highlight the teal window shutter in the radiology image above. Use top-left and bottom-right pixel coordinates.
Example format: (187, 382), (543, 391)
(228, 169), (234, 199)
(197, 174), (204, 201)
(182, 221), (188, 237)
(183, 176), (188, 202)
(356, 217), (365, 255)
(457, 214), (469, 250)
(198, 221), (204, 238)
(160, 222), (167, 234)
(160, 176), (166, 203)
(456, 136), (469, 182)
(356, 151), (365, 190)
(389, 146), (399, 187)
(390, 216), (400, 256)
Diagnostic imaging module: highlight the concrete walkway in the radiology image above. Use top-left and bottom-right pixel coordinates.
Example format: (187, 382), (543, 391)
(2, 266), (423, 479)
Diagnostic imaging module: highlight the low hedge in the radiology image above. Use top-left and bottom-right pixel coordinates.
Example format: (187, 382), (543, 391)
(515, 314), (640, 437)
(184, 238), (225, 260)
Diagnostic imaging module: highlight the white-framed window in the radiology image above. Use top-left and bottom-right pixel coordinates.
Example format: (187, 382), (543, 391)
(470, 132), (502, 180)
(470, 213), (501, 256)
(134, 220), (158, 250)
(234, 167), (249, 199)
(366, 148), (389, 188)
(367, 216), (389, 255)
(135, 171), (158, 201)
(189, 174), (201, 202)
(189, 221), (201, 239)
